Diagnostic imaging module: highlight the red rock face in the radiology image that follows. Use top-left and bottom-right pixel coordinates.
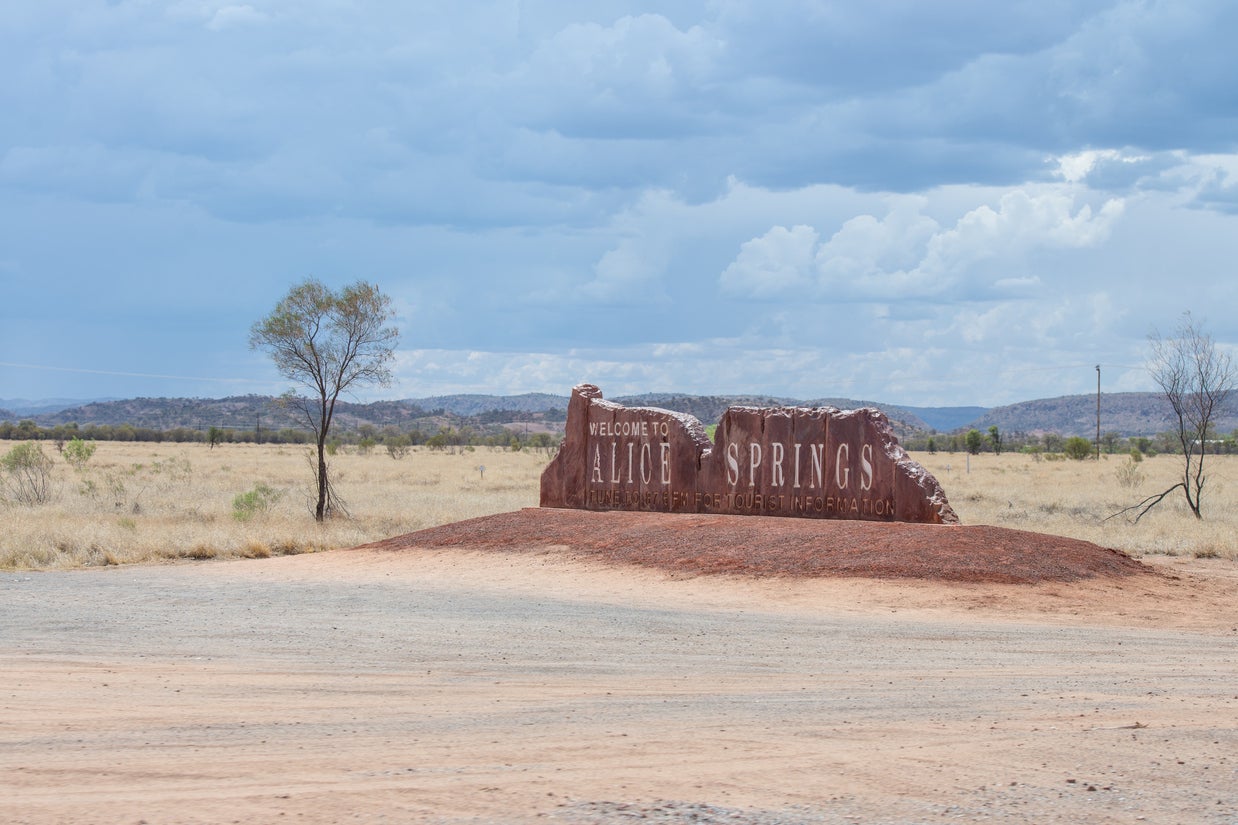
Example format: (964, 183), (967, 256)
(540, 384), (958, 524)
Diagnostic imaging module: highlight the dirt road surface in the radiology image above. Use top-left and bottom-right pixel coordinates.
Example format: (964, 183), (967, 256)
(3, 532), (1237, 824)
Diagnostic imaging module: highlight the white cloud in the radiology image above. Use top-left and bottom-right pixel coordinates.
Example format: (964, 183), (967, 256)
(510, 13), (725, 138)
(576, 236), (669, 303)
(720, 186), (1125, 302)
(5, 2), (1238, 407)
(919, 189), (1124, 277)
(719, 224), (818, 295)
(1054, 149), (1137, 183)
(206, 5), (268, 31)
(814, 203), (939, 291)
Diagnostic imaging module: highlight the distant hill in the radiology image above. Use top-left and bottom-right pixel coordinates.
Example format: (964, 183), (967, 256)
(6, 390), (1233, 439)
(404, 393), (569, 416)
(973, 392), (1238, 438)
(25, 395), (430, 432)
(0, 397), (120, 416)
(30, 395), (303, 431)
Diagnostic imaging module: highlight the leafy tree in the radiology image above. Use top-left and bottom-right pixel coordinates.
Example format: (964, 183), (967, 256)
(250, 279), (399, 521)
(987, 425), (1002, 455)
(1117, 312), (1235, 521)
(385, 435), (411, 460)
(964, 429), (983, 455)
(1101, 430), (1122, 455)
(1063, 436), (1093, 460)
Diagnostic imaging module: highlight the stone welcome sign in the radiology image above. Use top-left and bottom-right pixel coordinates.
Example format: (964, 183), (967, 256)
(540, 384), (958, 524)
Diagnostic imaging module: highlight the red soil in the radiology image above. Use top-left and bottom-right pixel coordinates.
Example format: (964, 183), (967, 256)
(359, 507), (1150, 584)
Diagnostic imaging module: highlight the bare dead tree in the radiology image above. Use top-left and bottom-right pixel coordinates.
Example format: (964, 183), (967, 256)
(1111, 312), (1234, 522)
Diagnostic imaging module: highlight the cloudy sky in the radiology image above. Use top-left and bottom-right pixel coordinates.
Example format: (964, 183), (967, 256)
(3, 0), (1237, 407)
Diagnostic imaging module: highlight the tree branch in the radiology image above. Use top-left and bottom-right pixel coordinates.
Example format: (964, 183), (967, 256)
(1106, 483), (1186, 524)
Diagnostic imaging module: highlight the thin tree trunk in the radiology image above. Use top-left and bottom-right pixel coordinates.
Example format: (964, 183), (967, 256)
(315, 439), (328, 522)
(316, 392), (330, 522)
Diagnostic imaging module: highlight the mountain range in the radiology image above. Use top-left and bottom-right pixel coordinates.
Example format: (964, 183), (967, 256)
(4, 391), (1233, 438)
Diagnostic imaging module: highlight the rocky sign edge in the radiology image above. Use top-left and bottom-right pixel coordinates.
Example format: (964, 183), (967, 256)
(540, 384), (958, 524)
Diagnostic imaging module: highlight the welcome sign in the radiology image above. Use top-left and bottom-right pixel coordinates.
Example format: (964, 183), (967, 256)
(540, 384), (958, 524)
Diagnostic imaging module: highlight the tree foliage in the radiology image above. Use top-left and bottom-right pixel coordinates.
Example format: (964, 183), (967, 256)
(964, 429), (983, 455)
(62, 437), (97, 469)
(1063, 436), (1093, 460)
(250, 279), (399, 521)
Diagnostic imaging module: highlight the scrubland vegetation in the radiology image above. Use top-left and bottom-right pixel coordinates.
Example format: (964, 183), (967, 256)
(0, 441), (546, 570)
(916, 451), (1238, 560)
(1, 440), (1234, 570)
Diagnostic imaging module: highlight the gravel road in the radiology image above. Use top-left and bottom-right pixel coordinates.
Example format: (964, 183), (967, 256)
(2, 548), (1236, 824)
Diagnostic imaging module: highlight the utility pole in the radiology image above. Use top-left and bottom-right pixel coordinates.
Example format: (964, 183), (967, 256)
(1095, 364), (1101, 461)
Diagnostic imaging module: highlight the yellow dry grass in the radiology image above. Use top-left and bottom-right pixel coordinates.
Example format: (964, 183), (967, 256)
(2, 441), (1234, 570)
(0, 441), (546, 570)
(914, 451), (1238, 560)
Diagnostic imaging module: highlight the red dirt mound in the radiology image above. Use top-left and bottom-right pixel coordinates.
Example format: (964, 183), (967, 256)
(358, 508), (1150, 584)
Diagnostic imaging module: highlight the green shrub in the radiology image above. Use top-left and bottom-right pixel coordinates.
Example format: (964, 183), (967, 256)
(1063, 436), (1093, 461)
(2, 442), (56, 505)
(231, 483), (283, 522)
(385, 437), (410, 460)
(62, 438), (97, 469)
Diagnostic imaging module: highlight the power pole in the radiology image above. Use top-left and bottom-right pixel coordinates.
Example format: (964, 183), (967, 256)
(1095, 364), (1101, 461)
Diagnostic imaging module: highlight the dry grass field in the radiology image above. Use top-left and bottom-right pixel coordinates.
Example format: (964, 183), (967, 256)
(0, 441), (549, 570)
(1, 440), (1235, 569)
(916, 450), (1238, 560)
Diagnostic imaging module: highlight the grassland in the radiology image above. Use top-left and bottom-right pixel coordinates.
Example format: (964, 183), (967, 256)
(0, 441), (549, 570)
(1, 440), (1235, 569)
(916, 450), (1238, 560)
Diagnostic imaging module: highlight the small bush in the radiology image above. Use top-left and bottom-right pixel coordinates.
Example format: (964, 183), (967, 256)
(386, 438), (411, 460)
(1115, 457), (1145, 489)
(185, 543), (218, 560)
(62, 438), (97, 469)
(2, 442), (56, 505)
(231, 483), (283, 522)
(1063, 436), (1093, 461)
(242, 540), (272, 558)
